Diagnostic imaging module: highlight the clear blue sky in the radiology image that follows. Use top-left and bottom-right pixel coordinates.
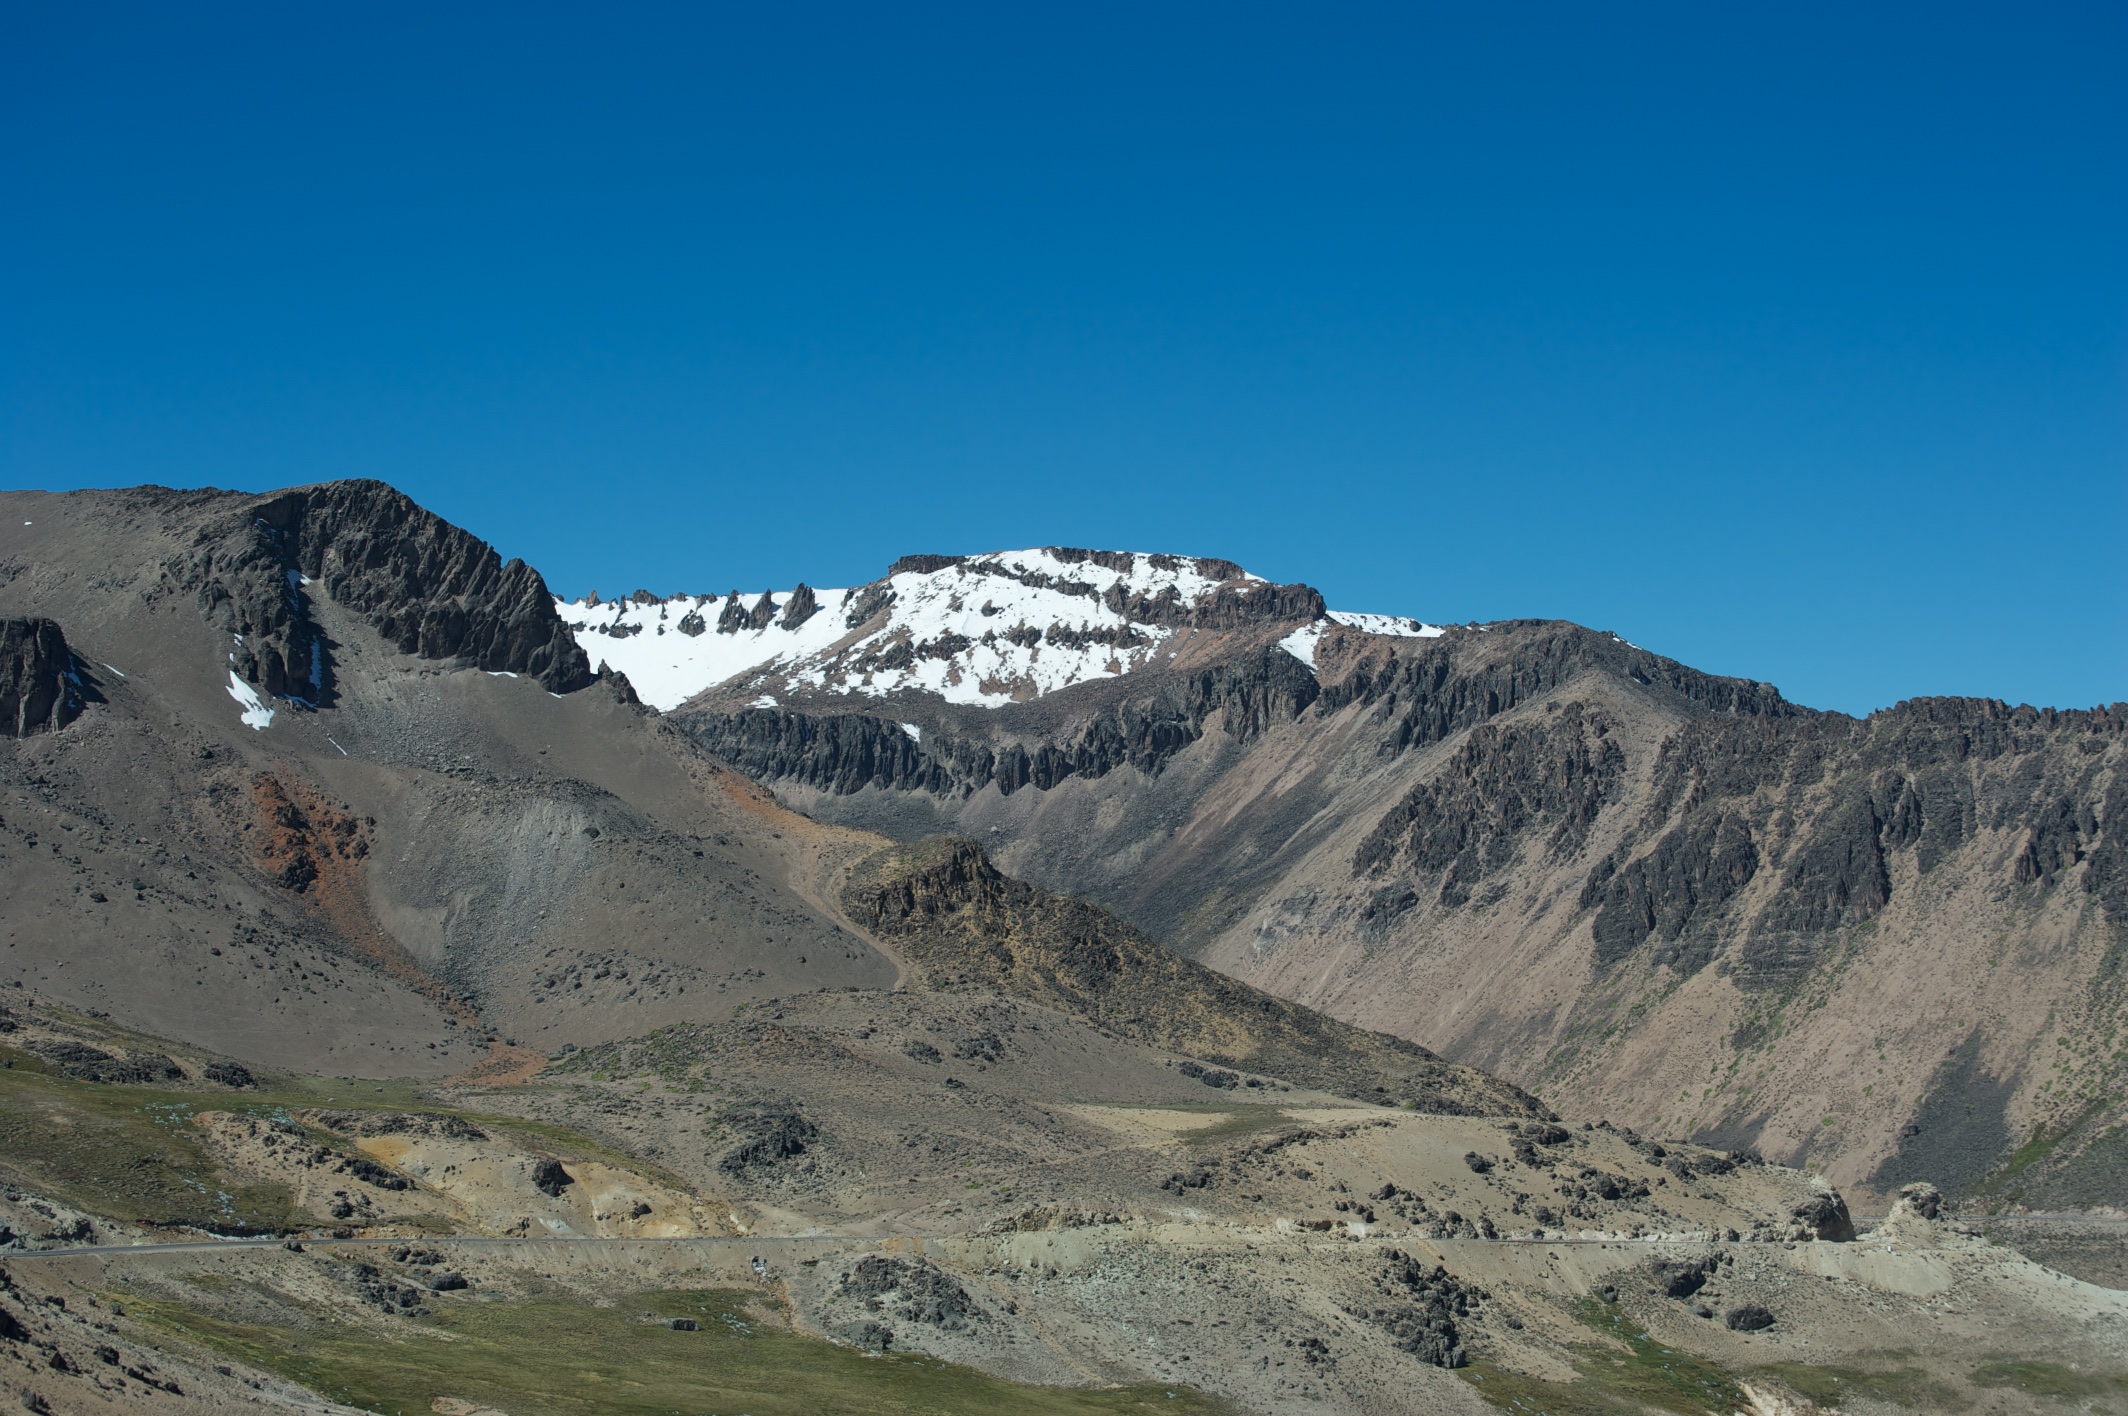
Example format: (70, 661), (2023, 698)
(4, 4), (2122, 715)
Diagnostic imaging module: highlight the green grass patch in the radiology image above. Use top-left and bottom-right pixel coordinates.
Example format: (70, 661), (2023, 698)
(0, 1050), (301, 1232)
(0, 1042), (699, 1229)
(0, 1047), (696, 1232)
(1757, 1358), (1965, 1410)
(1971, 1357), (2128, 1401)
(1457, 1305), (1995, 1415)
(127, 1285), (1231, 1416)
(1175, 1105), (1308, 1149)
(1456, 1299), (1749, 1415)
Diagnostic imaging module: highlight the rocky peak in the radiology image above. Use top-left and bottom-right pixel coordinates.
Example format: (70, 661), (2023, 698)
(557, 545), (1347, 711)
(177, 479), (592, 699)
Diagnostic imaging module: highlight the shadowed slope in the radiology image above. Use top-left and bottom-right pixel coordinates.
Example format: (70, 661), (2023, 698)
(843, 836), (1549, 1118)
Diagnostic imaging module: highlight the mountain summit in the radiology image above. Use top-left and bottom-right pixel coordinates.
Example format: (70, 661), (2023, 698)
(560, 547), (1438, 712)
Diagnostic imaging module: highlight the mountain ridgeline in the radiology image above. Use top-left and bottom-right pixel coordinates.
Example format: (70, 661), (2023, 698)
(2, 478), (2122, 1214)
(673, 592), (2128, 1209)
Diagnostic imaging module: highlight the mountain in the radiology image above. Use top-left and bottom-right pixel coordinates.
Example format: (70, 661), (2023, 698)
(648, 551), (2128, 1212)
(2, 481), (2123, 1416)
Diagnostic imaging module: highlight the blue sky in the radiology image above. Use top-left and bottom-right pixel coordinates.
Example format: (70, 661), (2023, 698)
(4, 3), (2122, 715)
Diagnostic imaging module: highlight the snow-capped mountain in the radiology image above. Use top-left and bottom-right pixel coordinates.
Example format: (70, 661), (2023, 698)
(559, 547), (1445, 712)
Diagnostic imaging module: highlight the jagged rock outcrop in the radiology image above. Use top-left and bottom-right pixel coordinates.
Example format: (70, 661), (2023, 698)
(686, 644), (1322, 799)
(1316, 620), (1792, 759)
(1603, 697), (2128, 988)
(0, 618), (85, 737)
(844, 837), (1549, 1118)
(1582, 811), (1759, 973)
(842, 581), (896, 628)
(172, 479), (592, 697)
(1354, 703), (1626, 904)
(778, 583), (819, 630)
(888, 554), (963, 576)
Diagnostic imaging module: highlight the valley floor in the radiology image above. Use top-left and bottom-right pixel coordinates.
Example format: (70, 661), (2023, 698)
(5, 995), (2128, 1416)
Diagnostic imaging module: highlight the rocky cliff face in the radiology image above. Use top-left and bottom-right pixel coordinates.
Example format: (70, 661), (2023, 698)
(687, 643), (1323, 798)
(0, 617), (86, 738)
(1581, 698), (2127, 990)
(172, 479), (592, 699)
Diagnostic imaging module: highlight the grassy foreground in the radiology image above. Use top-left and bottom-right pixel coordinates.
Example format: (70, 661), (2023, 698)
(128, 1285), (1229, 1416)
(0, 1039), (686, 1231)
(1455, 1299), (1748, 1415)
(0, 1042), (303, 1231)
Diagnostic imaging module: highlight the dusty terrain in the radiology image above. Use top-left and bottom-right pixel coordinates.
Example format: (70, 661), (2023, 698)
(0, 480), (2122, 1414)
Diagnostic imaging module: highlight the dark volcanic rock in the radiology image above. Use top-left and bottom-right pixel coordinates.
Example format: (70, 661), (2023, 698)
(342, 1154), (412, 1192)
(778, 583), (819, 630)
(173, 479), (592, 697)
(25, 1041), (181, 1084)
(1354, 703), (1626, 903)
(842, 582), (898, 627)
(716, 1102), (819, 1176)
(339, 1262), (428, 1316)
(887, 555), (964, 576)
(1362, 1253), (1487, 1368)
(1619, 697), (2128, 987)
(1790, 1191), (1857, 1242)
(837, 1256), (980, 1332)
(528, 1158), (574, 1197)
(1315, 621), (1793, 758)
(1724, 1303), (1776, 1332)
(310, 1110), (487, 1141)
(1583, 810), (1759, 974)
(687, 645), (1323, 800)
(1648, 1256), (1719, 1299)
(0, 618), (86, 738)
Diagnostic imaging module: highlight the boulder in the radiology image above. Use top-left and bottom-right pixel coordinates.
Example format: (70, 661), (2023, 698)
(1725, 1304), (1776, 1332)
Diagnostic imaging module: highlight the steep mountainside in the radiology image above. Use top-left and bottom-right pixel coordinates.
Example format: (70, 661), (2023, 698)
(3, 485), (2123, 1416)
(660, 555), (2128, 1208)
(0, 484), (1546, 1120)
(0, 482), (892, 1075)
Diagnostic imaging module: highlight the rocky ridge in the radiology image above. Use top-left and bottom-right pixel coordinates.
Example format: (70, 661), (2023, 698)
(844, 835), (1548, 1119)
(165, 479), (593, 702)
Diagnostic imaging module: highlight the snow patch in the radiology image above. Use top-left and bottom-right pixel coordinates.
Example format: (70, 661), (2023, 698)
(900, 722), (922, 743)
(1279, 625), (1323, 668)
(225, 671), (274, 730)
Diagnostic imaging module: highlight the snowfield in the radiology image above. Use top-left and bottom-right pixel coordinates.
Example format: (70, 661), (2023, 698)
(561, 549), (1444, 712)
